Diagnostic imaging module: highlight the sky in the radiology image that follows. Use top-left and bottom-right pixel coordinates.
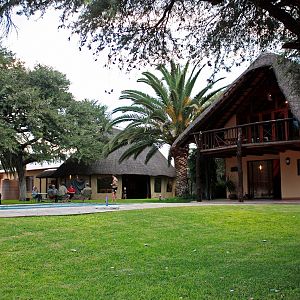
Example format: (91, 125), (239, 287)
(2, 10), (247, 111)
(1, 10), (247, 160)
(2, 11), (141, 113)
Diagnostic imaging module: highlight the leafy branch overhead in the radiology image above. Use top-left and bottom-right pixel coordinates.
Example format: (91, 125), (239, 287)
(0, 1), (299, 70)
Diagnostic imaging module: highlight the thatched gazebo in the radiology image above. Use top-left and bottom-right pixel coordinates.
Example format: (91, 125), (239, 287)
(38, 146), (176, 200)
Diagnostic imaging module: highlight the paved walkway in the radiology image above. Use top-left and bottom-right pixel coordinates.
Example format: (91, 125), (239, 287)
(0, 200), (299, 218)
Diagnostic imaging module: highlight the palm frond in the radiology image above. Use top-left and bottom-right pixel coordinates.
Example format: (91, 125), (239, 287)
(177, 61), (189, 100)
(158, 63), (176, 90)
(193, 78), (225, 103)
(109, 113), (146, 126)
(112, 105), (148, 115)
(200, 86), (226, 105)
(145, 145), (160, 164)
(119, 140), (153, 162)
(119, 90), (161, 110)
(184, 65), (205, 97)
(138, 72), (169, 102)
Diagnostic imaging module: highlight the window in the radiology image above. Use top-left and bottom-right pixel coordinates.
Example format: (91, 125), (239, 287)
(97, 176), (112, 193)
(154, 177), (161, 193)
(167, 179), (173, 192)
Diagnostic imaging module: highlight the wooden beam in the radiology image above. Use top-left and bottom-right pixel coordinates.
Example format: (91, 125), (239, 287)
(237, 128), (244, 202)
(196, 150), (202, 202)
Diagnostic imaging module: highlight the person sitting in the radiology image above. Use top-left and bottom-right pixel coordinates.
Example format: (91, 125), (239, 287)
(47, 184), (58, 202)
(32, 186), (42, 202)
(58, 183), (69, 202)
(81, 183), (92, 201)
(67, 185), (76, 200)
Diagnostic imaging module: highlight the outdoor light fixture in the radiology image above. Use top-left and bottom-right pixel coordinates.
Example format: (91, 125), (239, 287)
(69, 174), (72, 180)
(267, 93), (272, 101)
(259, 164), (263, 171)
(285, 157), (291, 165)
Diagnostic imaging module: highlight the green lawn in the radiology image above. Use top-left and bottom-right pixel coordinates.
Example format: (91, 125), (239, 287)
(0, 205), (299, 299)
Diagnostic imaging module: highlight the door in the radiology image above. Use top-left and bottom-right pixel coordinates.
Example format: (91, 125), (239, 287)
(248, 160), (281, 199)
(122, 175), (150, 199)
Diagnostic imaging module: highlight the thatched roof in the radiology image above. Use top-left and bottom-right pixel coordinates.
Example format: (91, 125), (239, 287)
(173, 53), (300, 147)
(52, 146), (176, 178)
(36, 169), (57, 178)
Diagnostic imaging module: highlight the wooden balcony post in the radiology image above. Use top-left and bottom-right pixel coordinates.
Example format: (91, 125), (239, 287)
(199, 131), (203, 149)
(193, 131), (203, 149)
(237, 127), (244, 202)
(196, 149), (202, 202)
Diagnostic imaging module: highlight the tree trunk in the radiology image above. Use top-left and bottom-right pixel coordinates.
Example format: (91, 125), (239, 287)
(171, 145), (189, 197)
(16, 157), (27, 201)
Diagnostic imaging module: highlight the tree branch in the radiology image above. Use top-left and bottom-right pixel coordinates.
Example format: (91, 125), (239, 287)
(0, 0), (20, 34)
(154, 0), (176, 28)
(255, 0), (300, 37)
(21, 138), (39, 149)
(282, 41), (300, 50)
(277, 0), (300, 8)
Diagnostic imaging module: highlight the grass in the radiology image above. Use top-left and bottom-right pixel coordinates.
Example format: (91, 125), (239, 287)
(0, 205), (299, 299)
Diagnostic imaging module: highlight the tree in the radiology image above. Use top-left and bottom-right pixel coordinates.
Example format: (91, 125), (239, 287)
(0, 1), (299, 70)
(0, 47), (110, 200)
(108, 61), (224, 196)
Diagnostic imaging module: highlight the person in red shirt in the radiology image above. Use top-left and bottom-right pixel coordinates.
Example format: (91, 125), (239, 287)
(67, 185), (76, 200)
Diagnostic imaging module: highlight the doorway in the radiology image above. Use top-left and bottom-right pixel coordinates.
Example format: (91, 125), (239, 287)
(248, 159), (281, 199)
(122, 175), (151, 199)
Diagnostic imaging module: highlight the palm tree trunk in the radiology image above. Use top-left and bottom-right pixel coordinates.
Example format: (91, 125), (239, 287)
(172, 145), (189, 196)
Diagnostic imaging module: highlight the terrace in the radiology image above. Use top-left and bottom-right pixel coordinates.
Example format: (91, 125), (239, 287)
(193, 118), (300, 156)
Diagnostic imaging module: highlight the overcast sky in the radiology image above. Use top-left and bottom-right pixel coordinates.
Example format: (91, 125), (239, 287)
(2, 10), (247, 112)
(2, 11), (144, 112)
(1, 10), (248, 160)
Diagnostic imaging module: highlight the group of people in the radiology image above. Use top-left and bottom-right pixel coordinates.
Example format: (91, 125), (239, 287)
(46, 184), (77, 202)
(32, 175), (120, 202)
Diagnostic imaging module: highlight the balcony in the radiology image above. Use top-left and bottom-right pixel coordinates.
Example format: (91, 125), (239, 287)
(194, 118), (300, 153)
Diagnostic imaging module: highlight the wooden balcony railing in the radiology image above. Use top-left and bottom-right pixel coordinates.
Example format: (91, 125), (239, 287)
(194, 118), (300, 151)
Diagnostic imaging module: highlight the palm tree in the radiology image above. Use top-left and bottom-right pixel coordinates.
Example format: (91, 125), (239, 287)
(109, 61), (224, 196)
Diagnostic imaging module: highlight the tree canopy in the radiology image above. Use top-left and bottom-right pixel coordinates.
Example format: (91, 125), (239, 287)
(1, 1), (299, 71)
(0, 46), (110, 199)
